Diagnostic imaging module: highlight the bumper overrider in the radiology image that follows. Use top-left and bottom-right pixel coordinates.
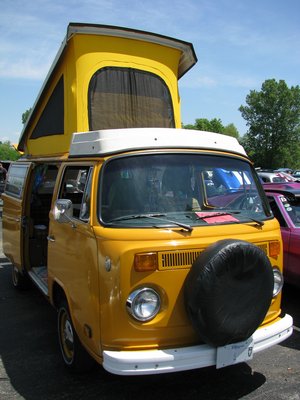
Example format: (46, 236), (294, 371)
(103, 314), (293, 375)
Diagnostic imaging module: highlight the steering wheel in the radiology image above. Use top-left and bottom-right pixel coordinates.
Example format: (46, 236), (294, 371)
(239, 194), (262, 212)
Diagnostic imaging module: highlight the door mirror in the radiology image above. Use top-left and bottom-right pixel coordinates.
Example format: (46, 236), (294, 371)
(54, 199), (73, 223)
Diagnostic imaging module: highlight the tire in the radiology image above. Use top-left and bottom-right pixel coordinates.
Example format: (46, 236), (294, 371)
(12, 265), (29, 290)
(184, 239), (274, 347)
(57, 299), (95, 372)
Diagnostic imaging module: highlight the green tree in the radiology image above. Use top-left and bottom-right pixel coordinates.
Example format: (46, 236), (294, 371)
(209, 118), (224, 133)
(194, 118), (212, 131)
(223, 123), (239, 139)
(0, 141), (21, 161)
(239, 79), (300, 169)
(183, 118), (239, 139)
(182, 123), (196, 130)
(22, 108), (32, 124)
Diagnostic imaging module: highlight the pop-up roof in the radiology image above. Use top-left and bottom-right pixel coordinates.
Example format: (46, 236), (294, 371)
(18, 23), (197, 157)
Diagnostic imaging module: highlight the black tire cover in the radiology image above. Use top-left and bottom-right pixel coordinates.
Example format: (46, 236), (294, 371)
(184, 239), (274, 347)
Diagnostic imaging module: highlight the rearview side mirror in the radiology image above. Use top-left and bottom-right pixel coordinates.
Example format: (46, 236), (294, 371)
(54, 199), (74, 223)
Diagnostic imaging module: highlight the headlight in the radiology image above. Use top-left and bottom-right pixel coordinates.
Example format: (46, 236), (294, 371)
(126, 287), (161, 321)
(273, 267), (284, 297)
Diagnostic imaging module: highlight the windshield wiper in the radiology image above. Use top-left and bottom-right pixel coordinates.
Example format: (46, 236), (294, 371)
(107, 213), (193, 232)
(244, 217), (264, 227)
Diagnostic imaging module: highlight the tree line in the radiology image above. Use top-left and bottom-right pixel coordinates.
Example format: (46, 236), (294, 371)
(0, 141), (21, 161)
(12, 78), (300, 170)
(183, 118), (240, 139)
(183, 79), (300, 170)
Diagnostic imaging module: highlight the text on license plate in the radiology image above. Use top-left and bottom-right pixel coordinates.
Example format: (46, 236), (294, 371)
(216, 337), (254, 369)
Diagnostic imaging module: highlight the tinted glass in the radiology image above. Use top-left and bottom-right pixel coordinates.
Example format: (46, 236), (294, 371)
(59, 165), (92, 220)
(30, 76), (64, 139)
(100, 154), (270, 228)
(5, 164), (30, 198)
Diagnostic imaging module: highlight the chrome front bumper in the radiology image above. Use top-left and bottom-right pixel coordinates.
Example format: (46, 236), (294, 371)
(103, 314), (293, 375)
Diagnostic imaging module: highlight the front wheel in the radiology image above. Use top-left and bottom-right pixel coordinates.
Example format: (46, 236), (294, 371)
(12, 265), (29, 290)
(57, 300), (95, 372)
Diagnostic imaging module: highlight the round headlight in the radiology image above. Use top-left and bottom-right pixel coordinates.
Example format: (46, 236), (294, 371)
(126, 288), (161, 322)
(273, 267), (284, 297)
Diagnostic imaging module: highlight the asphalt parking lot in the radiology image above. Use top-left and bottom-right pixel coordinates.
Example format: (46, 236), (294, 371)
(0, 222), (299, 399)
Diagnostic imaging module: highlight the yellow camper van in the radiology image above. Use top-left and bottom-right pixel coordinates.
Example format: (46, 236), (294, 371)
(2, 23), (293, 375)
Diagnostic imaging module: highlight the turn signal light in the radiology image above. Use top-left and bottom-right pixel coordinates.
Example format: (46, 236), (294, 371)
(134, 252), (158, 271)
(269, 241), (280, 259)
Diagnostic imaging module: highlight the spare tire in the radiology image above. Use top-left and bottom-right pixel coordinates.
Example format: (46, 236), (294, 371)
(184, 239), (274, 347)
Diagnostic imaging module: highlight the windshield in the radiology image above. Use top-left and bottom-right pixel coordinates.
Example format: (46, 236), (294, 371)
(100, 153), (270, 228)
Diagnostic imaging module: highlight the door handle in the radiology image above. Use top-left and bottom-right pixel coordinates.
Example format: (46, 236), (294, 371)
(47, 235), (55, 242)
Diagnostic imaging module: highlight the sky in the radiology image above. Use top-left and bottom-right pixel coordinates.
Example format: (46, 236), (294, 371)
(0, 0), (300, 144)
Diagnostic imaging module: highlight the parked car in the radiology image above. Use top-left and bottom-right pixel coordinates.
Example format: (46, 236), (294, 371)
(292, 170), (300, 179)
(263, 183), (300, 287)
(3, 22), (293, 375)
(276, 171), (299, 182)
(258, 171), (290, 183)
(274, 168), (293, 174)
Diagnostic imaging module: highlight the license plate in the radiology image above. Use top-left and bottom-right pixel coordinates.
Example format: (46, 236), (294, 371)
(216, 337), (254, 369)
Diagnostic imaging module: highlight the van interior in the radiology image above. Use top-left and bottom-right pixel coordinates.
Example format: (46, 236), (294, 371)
(26, 164), (59, 292)
(25, 163), (90, 294)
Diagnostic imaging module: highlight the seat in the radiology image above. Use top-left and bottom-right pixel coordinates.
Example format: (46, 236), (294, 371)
(161, 167), (200, 212)
(108, 176), (143, 217)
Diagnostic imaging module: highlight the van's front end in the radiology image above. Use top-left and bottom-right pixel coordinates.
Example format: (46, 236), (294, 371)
(72, 127), (293, 375)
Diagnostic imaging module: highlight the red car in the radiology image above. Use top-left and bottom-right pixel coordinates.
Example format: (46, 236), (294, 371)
(263, 183), (300, 287)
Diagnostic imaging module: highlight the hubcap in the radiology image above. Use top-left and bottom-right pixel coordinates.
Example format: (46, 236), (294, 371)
(60, 310), (74, 362)
(12, 267), (19, 286)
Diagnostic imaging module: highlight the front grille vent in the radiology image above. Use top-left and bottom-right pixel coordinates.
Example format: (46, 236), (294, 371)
(158, 249), (201, 270)
(157, 242), (269, 270)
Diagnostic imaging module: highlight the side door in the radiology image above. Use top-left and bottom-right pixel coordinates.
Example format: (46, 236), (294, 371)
(47, 163), (100, 356)
(268, 194), (291, 279)
(286, 229), (300, 284)
(2, 162), (33, 270)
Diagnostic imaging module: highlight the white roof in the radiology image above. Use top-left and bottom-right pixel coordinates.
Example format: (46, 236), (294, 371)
(69, 128), (247, 157)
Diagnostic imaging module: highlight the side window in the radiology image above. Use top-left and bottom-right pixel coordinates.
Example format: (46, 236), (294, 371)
(30, 76), (64, 139)
(59, 165), (92, 220)
(79, 168), (93, 221)
(32, 165), (58, 195)
(5, 164), (30, 198)
(268, 198), (287, 227)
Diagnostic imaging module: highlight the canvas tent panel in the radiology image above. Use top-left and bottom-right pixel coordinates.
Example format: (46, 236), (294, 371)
(88, 67), (174, 130)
